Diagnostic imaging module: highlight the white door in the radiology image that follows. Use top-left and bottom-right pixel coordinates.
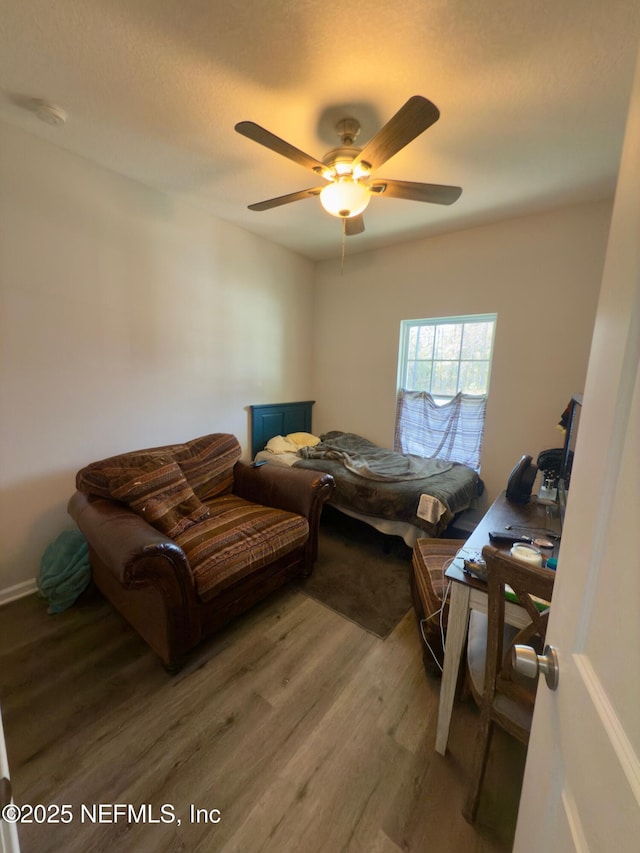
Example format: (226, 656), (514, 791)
(513, 46), (640, 853)
(0, 707), (20, 853)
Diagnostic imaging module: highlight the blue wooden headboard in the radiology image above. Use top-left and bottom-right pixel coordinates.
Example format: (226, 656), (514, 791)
(250, 401), (315, 458)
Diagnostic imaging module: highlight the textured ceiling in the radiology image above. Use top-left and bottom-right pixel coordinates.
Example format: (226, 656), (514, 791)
(2, 1), (639, 260)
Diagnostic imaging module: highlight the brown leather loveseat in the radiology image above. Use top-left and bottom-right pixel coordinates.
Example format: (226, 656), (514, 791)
(68, 433), (334, 669)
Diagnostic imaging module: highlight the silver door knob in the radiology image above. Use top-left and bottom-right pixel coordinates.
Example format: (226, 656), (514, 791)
(512, 643), (559, 690)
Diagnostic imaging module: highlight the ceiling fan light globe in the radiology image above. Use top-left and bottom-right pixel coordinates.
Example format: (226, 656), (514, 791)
(320, 179), (370, 219)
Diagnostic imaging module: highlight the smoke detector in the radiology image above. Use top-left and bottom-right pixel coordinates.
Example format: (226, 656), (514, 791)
(11, 95), (67, 126)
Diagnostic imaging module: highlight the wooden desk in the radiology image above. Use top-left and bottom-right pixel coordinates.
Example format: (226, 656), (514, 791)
(434, 490), (560, 755)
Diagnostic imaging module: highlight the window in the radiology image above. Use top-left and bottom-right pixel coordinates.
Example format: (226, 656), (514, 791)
(398, 314), (496, 400)
(395, 314), (497, 470)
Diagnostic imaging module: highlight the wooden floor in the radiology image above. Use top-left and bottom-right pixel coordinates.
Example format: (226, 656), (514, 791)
(0, 579), (526, 852)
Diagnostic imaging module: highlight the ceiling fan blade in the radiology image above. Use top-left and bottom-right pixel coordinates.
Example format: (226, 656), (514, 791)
(247, 187), (324, 212)
(369, 179), (462, 205)
(235, 121), (328, 176)
(345, 214), (365, 236)
(353, 96), (440, 171)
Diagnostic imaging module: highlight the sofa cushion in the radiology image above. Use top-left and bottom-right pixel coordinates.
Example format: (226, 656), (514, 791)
(109, 457), (210, 538)
(76, 449), (167, 500)
(176, 494), (309, 602)
(173, 433), (241, 501)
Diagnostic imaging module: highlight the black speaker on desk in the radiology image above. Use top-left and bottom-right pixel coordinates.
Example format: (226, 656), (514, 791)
(505, 455), (538, 504)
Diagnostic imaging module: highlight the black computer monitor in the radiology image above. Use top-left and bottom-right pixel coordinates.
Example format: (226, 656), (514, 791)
(557, 393), (583, 527)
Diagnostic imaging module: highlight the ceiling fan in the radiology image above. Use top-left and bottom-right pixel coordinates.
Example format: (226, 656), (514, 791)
(235, 95), (462, 236)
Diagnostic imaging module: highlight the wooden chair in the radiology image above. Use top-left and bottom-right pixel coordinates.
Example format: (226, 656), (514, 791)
(462, 544), (556, 823)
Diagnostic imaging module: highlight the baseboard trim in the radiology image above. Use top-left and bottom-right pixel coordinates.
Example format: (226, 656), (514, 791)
(0, 579), (38, 606)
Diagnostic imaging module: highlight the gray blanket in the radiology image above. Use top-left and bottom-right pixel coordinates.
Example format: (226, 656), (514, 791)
(298, 431), (454, 481)
(294, 431), (482, 536)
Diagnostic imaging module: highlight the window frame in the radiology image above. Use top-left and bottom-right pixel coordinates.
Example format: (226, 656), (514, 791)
(397, 313), (497, 400)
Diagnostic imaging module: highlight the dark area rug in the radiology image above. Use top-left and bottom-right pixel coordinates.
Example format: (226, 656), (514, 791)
(297, 506), (415, 639)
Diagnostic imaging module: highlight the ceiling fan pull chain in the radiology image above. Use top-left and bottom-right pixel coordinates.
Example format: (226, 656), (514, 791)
(341, 218), (346, 276)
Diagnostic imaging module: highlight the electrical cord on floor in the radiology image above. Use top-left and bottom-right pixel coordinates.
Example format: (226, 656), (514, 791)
(420, 615), (447, 673)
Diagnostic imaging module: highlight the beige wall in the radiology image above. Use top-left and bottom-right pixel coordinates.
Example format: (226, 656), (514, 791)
(0, 122), (314, 594)
(313, 201), (612, 505)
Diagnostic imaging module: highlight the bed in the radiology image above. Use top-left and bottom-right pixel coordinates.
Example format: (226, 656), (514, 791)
(250, 401), (483, 547)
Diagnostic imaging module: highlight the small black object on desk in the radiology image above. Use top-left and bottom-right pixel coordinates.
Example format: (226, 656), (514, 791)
(488, 531), (534, 546)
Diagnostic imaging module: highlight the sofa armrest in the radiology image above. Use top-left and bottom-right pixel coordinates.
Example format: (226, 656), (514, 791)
(67, 491), (195, 595)
(232, 461), (334, 518)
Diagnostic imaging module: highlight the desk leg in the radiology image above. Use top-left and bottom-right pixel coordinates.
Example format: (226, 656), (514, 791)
(435, 581), (471, 755)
